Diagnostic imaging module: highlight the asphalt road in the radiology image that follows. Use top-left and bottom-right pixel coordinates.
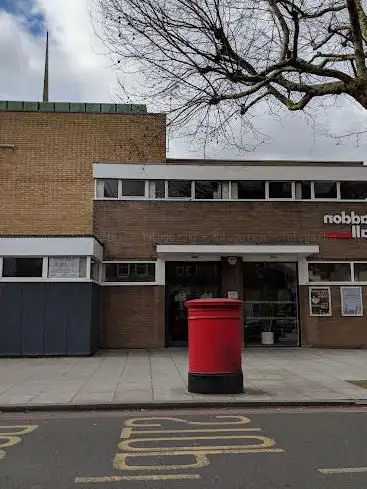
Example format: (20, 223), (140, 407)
(1, 407), (367, 489)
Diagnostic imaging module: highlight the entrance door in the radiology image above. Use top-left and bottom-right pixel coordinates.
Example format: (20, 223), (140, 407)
(243, 262), (299, 346)
(165, 262), (221, 346)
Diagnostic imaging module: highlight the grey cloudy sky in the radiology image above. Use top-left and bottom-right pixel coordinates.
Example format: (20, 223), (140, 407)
(1, 0), (367, 161)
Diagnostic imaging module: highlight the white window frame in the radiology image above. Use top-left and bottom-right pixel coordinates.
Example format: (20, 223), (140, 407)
(230, 181), (267, 201)
(313, 181), (339, 200)
(98, 178), (119, 200)
(120, 179), (147, 200)
(306, 261), (367, 285)
(167, 180), (193, 200)
(193, 180), (223, 200)
(102, 261), (159, 286)
(94, 177), (367, 202)
(267, 181), (295, 200)
(339, 182), (367, 201)
(309, 286), (332, 317)
(0, 256), (98, 282)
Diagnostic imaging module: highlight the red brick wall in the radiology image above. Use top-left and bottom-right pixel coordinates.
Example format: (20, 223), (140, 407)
(100, 286), (165, 348)
(95, 200), (367, 348)
(300, 285), (367, 348)
(94, 200), (367, 260)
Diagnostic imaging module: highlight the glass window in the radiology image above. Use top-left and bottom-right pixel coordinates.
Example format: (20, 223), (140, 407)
(155, 180), (165, 198)
(91, 260), (100, 281)
(48, 257), (87, 278)
(104, 263), (156, 282)
(3, 257), (43, 278)
(354, 263), (367, 281)
(268, 181), (292, 198)
(121, 179), (145, 197)
(233, 181), (265, 199)
(314, 181), (337, 199)
(103, 179), (119, 198)
(167, 180), (192, 198)
(308, 262), (351, 282)
(295, 182), (311, 199)
(340, 182), (367, 200)
(148, 180), (165, 198)
(195, 181), (221, 199)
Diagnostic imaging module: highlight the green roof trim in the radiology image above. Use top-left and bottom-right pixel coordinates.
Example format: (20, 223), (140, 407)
(0, 101), (148, 114)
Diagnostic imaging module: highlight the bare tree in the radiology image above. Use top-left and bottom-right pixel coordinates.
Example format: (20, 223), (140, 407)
(96, 0), (367, 142)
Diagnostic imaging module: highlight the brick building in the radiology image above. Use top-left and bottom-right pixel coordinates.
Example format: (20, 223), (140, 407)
(1, 100), (367, 355)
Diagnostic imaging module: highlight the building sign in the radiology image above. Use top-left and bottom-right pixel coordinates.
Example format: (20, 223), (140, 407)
(48, 257), (80, 278)
(340, 286), (363, 317)
(309, 287), (332, 317)
(323, 212), (367, 239)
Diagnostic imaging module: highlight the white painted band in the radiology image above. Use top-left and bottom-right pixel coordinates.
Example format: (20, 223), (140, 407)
(94, 163), (367, 182)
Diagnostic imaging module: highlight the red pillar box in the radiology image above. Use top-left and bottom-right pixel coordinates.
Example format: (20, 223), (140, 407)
(185, 298), (244, 394)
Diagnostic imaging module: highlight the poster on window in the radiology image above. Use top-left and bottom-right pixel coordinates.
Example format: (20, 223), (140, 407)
(48, 257), (80, 278)
(341, 286), (363, 317)
(309, 287), (331, 316)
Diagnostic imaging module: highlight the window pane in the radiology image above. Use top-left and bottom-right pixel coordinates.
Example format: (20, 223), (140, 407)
(121, 179), (145, 197)
(167, 180), (192, 198)
(295, 182), (311, 199)
(308, 263), (351, 282)
(48, 257), (85, 278)
(91, 260), (100, 281)
(340, 182), (367, 200)
(269, 182), (292, 198)
(354, 263), (367, 281)
(104, 263), (155, 282)
(314, 181), (337, 198)
(103, 179), (118, 198)
(195, 181), (221, 199)
(3, 258), (43, 278)
(155, 180), (165, 198)
(235, 181), (265, 199)
(96, 180), (104, 198)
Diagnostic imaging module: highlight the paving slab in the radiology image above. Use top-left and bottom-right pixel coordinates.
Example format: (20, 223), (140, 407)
(1, 349), (367, 410)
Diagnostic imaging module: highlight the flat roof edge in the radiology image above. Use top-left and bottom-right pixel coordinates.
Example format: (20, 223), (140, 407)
(0, 101), (148, 115)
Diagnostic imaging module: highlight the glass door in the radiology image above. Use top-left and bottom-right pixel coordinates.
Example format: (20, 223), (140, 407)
(243, 262), (299, 346)
(165, 262), (221, 346)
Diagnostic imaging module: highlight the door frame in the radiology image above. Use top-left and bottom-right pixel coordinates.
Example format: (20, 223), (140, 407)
(164, 261), (222, 347)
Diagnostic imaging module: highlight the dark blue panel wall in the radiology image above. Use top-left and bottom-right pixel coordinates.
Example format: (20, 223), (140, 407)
(21, 285), (45, 355)
(0, 285), (22, 355)
(0, 283), (100, 357)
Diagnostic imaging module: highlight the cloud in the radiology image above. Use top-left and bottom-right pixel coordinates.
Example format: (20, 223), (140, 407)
(0, 0), (367, 160)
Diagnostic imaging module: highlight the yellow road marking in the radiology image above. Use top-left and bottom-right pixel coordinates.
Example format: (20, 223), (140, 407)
(75, 474), (201, 483)
(319, 467), (367, 474)
(127, 427), (262, 435)
(113, 451), (210, 470)
(0, 425), (38, 459)
(0, 426), (38, 435)
(113, 447), (284, 470)
(119, 434), (276, 452)
(125, 416), (251, 427)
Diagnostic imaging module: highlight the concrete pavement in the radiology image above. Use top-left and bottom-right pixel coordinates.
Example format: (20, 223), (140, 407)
(2, 349), (367, 409)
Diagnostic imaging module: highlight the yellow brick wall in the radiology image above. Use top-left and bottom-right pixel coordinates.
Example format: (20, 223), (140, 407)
(0, 111), (166, 235)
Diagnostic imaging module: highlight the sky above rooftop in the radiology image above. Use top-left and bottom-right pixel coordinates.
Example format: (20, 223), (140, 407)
(1, 0), (367, 160)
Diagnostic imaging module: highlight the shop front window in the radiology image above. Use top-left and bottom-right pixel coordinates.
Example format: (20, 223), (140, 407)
(308, 262), (351, 282)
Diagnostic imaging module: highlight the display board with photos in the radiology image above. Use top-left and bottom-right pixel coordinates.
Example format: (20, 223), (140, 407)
(309, 287), (332, 316)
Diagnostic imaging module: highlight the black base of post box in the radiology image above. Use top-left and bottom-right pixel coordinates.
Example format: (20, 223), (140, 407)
(188, 372), (244, 394)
